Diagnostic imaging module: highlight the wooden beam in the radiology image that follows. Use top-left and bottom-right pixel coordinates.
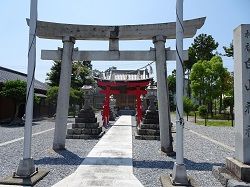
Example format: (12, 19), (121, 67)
(41, 49), (188, 61)
(28, 17), (205, 40)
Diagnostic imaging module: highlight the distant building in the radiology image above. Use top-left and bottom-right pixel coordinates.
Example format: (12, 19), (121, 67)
(0, 66), (49, 121)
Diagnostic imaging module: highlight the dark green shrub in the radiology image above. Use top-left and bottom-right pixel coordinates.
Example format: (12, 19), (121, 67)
(198, 105), (207, 118)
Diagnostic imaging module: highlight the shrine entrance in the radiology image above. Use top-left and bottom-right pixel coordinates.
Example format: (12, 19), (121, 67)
(96, 76), (151, 126)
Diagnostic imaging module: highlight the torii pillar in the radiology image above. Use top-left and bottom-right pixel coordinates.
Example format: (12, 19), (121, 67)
(53, 36), (75, 150)
(153, 35), (173, 154)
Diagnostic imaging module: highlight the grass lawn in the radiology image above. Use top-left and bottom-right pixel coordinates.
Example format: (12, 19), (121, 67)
(196, 120), (233, 127)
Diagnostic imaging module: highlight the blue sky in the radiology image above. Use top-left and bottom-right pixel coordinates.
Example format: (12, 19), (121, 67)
(0, 0), (249, 82)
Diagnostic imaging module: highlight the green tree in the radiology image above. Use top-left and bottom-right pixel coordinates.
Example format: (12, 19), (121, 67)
(184, 33), (219, 97)
(0, 80), (39, 120)
(223, 42), (234, 57)
(183, 96), (194, 118)
(167, 70), (176, 111)
(0, 80), (26, 119)
(190, 56), (226, 116)
(46, 61), (93, 89)
(46, 86), (84, 115)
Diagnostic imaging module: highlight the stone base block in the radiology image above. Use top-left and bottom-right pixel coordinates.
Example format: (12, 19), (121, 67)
(75, 117), (97, 123)
(143, 118), (159, 124)
(67, 127), (103, 136)
(135, 134), (160, 140)
(212, 166), (250, 186)
(137, 128), (160, 136)
(0, 169), (49, 186)
(66, 131), (105, 139)
(140, 124), (160, 130)
(160, 175), (197, 187)
(78, 112), (95, 118)
(226, 157), (250, 182)
(72, 122), (100, 129)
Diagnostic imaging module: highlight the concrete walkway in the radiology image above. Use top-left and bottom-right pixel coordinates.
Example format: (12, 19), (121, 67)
(53, 115), (143, 187)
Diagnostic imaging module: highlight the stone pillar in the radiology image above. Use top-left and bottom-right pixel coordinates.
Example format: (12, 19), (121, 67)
(53, 36), (75, 150)
(213, 25), (250, 184)
(222, 25), (250, 183)
(153, 35), (173, 153)
(234, 24), (250, 165)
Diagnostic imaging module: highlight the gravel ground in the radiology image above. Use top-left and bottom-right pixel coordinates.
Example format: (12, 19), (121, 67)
(185, 119), (235, 148)
(0, 115), (104, 187)
(0, 114), (235, 187)
(132, 117), (234, 187)
(0, 118), (74, 144)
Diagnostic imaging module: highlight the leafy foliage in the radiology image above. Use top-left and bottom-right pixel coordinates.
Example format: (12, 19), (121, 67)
(184, 33), (219, 71)
(46, 86), (84, 107)
(0, 80), (40, 119)
(0, 80), (26, 104)
(183, 96), (194, 115)
(190, 56), (229, 114)
(167, 70), (176, 111)
(46, 61), (93, 89)
(198, 105), (207, 118)
(223, 42), (234, 57)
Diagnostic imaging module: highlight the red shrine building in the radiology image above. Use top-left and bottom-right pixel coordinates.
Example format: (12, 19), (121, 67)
(95, 68), (152, 125)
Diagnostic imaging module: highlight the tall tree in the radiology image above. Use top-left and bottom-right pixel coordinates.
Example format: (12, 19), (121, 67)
(190, 56), (227, 116)
(46, 86), (84, 116)
(223, 42), (234, 57)
(184, 33), (219, 97)
(167, 70), (176, 111)
(46, 61), (93, 89)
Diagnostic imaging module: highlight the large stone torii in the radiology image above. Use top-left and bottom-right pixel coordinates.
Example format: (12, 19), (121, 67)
(33, 17), (205, 152)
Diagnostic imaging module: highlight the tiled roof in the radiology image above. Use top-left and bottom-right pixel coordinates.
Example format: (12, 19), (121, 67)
(104, 69), (150, 81)
(0, 66), (49, 91)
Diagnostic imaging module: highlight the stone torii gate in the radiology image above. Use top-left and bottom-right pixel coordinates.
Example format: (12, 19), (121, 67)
(34, 17), (205, 152)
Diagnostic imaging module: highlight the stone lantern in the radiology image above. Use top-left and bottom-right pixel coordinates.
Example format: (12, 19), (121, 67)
(66, 84), (104, 139)
(109, 95), (116, 121)
(135, 83), (160, 140)
(81, 85), (94, 110)
(146, 84), (157, 112)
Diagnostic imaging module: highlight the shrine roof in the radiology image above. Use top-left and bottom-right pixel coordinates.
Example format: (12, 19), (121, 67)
(99, 69), (151, 81)
(95, 77), (152, 83)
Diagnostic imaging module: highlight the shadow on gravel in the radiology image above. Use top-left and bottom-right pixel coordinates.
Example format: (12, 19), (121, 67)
(0, 122), (42, 128)
(184, 158), (224, 171)
(34, 149), (84, 166)
(133, 158), (224, 171)
(133, 160), (174, 169)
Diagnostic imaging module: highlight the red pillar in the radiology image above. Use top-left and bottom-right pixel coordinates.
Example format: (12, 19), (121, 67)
(136, 94), (142, 126)
(103, 87), (110, 126)
(135, 87), (143, 126)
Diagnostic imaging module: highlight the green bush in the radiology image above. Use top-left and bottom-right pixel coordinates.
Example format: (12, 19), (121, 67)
(198, 105), (207, 118)
(183, 97), (194, 115)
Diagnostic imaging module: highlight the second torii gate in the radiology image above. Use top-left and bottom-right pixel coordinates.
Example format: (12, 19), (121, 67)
(36, 17), (205, 153)
(96, 78), (150, 126)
